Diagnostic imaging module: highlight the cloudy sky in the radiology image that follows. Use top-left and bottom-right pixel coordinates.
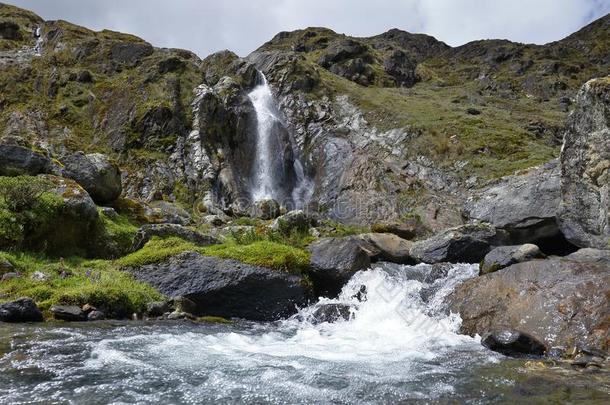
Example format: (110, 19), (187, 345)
(8, 0), (610, 57)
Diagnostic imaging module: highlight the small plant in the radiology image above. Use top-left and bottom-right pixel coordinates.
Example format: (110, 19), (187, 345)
(0, 176), (53, 212)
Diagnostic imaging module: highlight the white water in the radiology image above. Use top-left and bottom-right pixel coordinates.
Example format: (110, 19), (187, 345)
(248, 74), (282, 202)
(247, 73), (312, 208)
(0, 263), (506, 404)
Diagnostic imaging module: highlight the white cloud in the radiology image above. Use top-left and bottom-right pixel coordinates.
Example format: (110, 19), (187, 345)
(6, 0), (609, 57)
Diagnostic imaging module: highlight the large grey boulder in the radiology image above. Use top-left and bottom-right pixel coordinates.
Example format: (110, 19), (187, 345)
(449, 258), (610, 356)
(480, 244), (545, 275)
(0, 298), (43, 322)
(464, 160), (563, 248)
(566, 248), (610, 264)
(128, 252), (311, 321)
(410, 223), (507, 264)
(50, 305), (87, 322)
(132, 223), (218, 251)
(61, 152), (122, 204)
(0, 138), (52, 176)
(558, 77), (610, 249)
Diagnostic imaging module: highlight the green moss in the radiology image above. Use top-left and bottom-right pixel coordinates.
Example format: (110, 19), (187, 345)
(118, 237), (198, 267)
(98, 209), (139, 254)
(318, 219), (370, 237)
(0, 251), (162, 317)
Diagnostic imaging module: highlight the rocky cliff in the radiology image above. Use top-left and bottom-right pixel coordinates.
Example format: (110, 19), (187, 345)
(0, 2), (608, 229)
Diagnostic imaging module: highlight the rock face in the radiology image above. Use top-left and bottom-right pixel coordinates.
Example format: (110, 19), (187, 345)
(464, 160), (565, 250)
(0, 298), (43, 322)
(558, 77), (610, 249)
(132, 224), (218, 251)
(449, 258), (610, 355)
(410, 223), (506, 264)
(480, 244), (545, 275)
(61, 152), (122, 204)
(129, 252), (311, 321)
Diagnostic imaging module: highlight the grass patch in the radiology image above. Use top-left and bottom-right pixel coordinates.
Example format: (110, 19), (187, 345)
(0, 251), (162, 317)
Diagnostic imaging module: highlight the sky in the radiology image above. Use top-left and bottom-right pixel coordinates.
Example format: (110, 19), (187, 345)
(7, 0), (610, 58)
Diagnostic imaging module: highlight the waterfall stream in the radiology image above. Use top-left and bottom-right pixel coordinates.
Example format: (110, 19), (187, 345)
(247, 73), (312, 208)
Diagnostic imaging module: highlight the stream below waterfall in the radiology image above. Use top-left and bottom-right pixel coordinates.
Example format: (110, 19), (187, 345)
(1, 262), (608, 404)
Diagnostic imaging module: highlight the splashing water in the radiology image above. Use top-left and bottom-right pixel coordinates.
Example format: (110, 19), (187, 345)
(0, 263), (516, 404)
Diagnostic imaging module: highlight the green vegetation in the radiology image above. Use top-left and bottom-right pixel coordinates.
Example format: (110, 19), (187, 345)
(0, 251), (162, 316)
(318, 219), (370, 237)
(0, 176), (63, 249)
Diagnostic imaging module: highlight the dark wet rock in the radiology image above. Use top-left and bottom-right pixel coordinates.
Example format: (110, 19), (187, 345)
(110, 41), (154, 66)
(0, 21), (22, 40)
(146, 301), (172, 317)
(466, 108), (482, 115)
(480, 244), (545, 275)
(0, 141), (52, 176)
(50, 305), (87, 321)
(464, 160), (563, 250)
(0, 298), (43, 323)
(158, 56), (185, 74)
(76, 70), (93, 83)
(449, 258), (610, 355)
(60, 152), (122, 204)
(558, 78), (610, 249)
(566, 248), (610, 264)
(251, 199), (281, 220)
(310, 303), (354, 324)
(410, 223), (506, 264)
(481, 330), (547, 357)
(308, 233), (414, 297)
(129, 252), (311, 321)
(132, 223), (219, 251)
(423, 263), (452, 283)
(371, 217), (429, 240)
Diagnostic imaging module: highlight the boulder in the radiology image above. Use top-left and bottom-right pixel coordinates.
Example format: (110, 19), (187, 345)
(463, 160), (566, 251)
(250, 199), (281, 220)
(132, 223), (219, 251)
(371, 217), (428, 240)
(146, 301), (172, 317)
(50, 305), (87, 321)
(0, 141), (52, 176)
(128, 252), (311, 321)
(270, 210), (315, 233)
(87, 310), (105, 321)
(355, 233), (414, 264)
(558, 77), (610, 249)
(60, 152), (122, 204)
(481, 330), (547, 357)
(0, 298), (43, 322)
(410, 223), (506, 264)
(1, 272), (20, 281)
(566, 248), (610, 264)
(480, 244), (545, 275)
(310, 303), (354, 324)
(308, 237), (371, 297)
(146, 201), (192, 225)
(449, 258), (610, 356)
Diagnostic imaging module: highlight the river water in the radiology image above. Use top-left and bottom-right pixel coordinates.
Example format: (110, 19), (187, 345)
(1, 263), (608, 404)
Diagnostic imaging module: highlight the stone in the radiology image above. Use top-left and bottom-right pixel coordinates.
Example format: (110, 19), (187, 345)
(99, 207), (119, 220)
(558, 78), (610, 249)
(480, 244), (545, 275)
(50, 305), (87, 322)
(0, 298), (43, 322)
(251, 199), (281, 220)
(371, 217), (428, 240)
(566, 248), (610, 264)
(410, 223), (507, 264)
(203, 214), (226, 227)
(0, 21), (22, 40)
(466, 107), (482, 115)
(110, 41), (154, 66)
(310, 303), (354, 324)
(128, 252), (311, 321)
(30, 271), (49, 282)
(146, 301), (171, 317)
(481, 330), (547, 357)
(355, 233), (414, 264)
(1, 272), (21, 281)
(308, 237), (372, 297)
(87, 310), (105, 321)
(60, 152), (122, 204)
(0, 142), (52, 176)
(146, 201), (192, 225)
(449, 258), (610, 355)
(271, 210), (316, 233)
(132, 223), (218, 251)
(383, 49), (419, 87)
(464, 160), (565, 250)
(0, 259), (14, 273)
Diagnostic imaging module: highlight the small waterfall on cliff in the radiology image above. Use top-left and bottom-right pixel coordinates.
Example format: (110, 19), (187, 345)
(247, 72), (312, 208)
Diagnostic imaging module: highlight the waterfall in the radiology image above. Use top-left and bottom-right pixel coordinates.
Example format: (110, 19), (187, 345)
(247, 72), (312, 208)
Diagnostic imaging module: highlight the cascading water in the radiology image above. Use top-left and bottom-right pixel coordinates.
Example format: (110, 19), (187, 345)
(0, 262), (529, 404)
(247, 72), (312, 208)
